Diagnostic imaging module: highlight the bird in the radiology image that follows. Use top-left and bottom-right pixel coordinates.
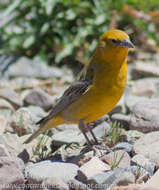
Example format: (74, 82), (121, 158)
(24, 29), (134, 145)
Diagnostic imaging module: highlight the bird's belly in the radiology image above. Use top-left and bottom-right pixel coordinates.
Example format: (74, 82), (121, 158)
(61, 84), (125, 123)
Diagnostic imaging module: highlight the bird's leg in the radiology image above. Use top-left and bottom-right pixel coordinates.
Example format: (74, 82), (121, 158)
(79, 119), (93, 146)
(79, 119), (99, 145)
(86, 124), (99, 144)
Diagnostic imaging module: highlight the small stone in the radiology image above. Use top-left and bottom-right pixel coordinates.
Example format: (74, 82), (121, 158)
(77, 157), (111, 183)
(0, 156), (25, 189)
(116, 171), (135, 186)
(1, 133), (23, 157)
(125, 95), (148, 112)
(131, 78), (159, 97)
(132, 154), (155, 175)
(52, 129), (85, 146)
(27, 105), (47, 123)
(23, 88), (54, 111)
(5, 57), (63, 79)
(133, 131), (159, 166)
(25, 161), (79, 184)
(88, 168), (124, 190)
(90, 121), (110, 139)
(144, 169), (159, 189)
(101, 150), (131, 168)
(130, 98), (159, 132)
(0, 88), (23, 109)
(111, 113), (130, 129)
(131, 61), (159, 80)
(112, 142), (133, 153)
(124, 166), (150, 183)
(126, 130), (144, 144)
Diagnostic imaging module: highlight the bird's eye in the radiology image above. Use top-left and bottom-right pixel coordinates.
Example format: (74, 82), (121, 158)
(111, 39), (117, 43)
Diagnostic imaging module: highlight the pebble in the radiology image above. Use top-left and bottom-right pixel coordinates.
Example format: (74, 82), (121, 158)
(77, 157), (111, 183)
(111, 113), (130, 129)
(52, 129), (85, 146)
(133, 131), (159, 167)
(0, 88), (23, 109)
(5, 57), (63, 79)
(25, 161), (79, 184)
(23, 88), (54, 111)
(112, 142), (133, 153)
(144, 169), (159, 189)
(101, 150), (131, 168)
(0, 156), (25, 189)
(131, 154), (155, 175)
(130, 98), (159, 132)
(126, 130), (144, 144)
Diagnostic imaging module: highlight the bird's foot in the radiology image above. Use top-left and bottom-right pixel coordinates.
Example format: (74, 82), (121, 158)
(79, 119), (99, 146)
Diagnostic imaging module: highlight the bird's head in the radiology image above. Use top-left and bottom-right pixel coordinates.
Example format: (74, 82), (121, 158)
(95, 29), (134, 64)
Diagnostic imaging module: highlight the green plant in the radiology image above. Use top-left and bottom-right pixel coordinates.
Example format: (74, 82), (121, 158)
(109, 151), (125, 169)
(107, 121), (122, 146)
(32, 130), (51, 161)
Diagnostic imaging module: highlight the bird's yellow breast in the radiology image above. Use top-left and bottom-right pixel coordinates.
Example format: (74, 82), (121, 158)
(61, 61), (127, 123)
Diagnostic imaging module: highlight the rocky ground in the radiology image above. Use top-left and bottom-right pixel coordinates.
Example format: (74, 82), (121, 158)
(0, 53), (159, 190)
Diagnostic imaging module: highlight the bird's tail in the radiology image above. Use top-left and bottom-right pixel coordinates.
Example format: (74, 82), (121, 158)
(24, 115), (63, 144)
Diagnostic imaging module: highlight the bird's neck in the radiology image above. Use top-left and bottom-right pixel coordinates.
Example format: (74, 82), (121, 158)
(93, 57), (127, 88)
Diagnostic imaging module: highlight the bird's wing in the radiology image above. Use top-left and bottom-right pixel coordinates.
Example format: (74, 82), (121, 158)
(36, 80), (92, 124)
(37, 61), (95, 125)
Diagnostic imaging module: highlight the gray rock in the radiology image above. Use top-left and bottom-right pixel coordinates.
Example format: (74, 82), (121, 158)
(52, 129), (85, 146)
(53, 121), (110, 147)
(130, 78), (159, 98)
(0, 156), (25, 189)
(112, 142), (133, 153)
(91, 121), (110, 139)
(131, 61), (159, 80)
(87, 168), (124, 190)
(145, 169), (159, 189)
(125, 95), (148, 112)
(77, 157), (111, 183)
(27, 105), (47, 123)
(126, 130), (144, 144)
(132, 154), (155, 176)
(111, 113), (130, 128)
(24, 88), (54, 111)
(133, 131), (159, 167)
(25, 161), (79, 185)
(0, 88), (23, 109)
(124, 165), (150, 184)
(115, 171), (135, 186)
(0, 133), (24, 157)
(5, 57), (63, 79)
(101, 150), (131, 168)
(130, 98), (159, 132)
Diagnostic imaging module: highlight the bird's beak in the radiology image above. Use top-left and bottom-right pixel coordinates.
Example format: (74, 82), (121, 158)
(120, 38), (134, 48)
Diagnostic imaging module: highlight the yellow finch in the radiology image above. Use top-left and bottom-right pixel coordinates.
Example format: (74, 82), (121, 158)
(24, 29), (134, 145)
